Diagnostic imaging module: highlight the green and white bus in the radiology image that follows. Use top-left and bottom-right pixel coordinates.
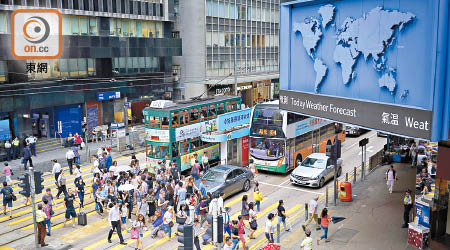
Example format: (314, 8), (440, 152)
(143, 96), (242, 173)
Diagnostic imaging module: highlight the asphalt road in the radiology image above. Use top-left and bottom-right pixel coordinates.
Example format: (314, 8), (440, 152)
(3, 131), (387, 250)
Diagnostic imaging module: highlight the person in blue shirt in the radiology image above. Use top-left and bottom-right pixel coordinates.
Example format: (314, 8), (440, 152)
(199, 178), (207, 199)
(1, 181), (14, 218)
(105, 153), (113, 172)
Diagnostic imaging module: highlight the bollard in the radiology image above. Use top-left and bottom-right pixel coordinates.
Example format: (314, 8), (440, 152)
(277, 224), (281, 243)
(353, 167), (357, 184)
(345, 173), (348, 182)
(305, 203), (309, 221)
(325, 186), (328, 207)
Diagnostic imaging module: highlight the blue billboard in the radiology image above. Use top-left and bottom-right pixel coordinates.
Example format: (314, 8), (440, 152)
(280, 0), (450, 141)
(0, 120), (11, 140)
(217, 108), (252, 131)
(97, 91), (121, 101)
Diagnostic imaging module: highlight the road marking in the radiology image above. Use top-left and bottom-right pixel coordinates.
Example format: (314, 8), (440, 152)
(0, 246), (16, 250)
(258, 181), (323, 195)
(358, 145), (374, 155)
(278, 179), (290, 186)
(59, 218), (109, 243)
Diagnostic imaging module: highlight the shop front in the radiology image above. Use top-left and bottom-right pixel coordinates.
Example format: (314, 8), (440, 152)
(430, 140), (450, 249)
(200, 108), (252, 166)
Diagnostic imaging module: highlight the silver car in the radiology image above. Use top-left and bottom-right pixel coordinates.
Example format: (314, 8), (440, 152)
(195, 165), (254, 199)
(290, 153), (343, 188)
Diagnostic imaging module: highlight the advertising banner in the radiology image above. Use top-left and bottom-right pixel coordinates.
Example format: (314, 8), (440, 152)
(0, 120), (11, 140)
(217, 108), (252, 131)
(180, 144), (220, 172)
(415, 201), (430, 228)
(280, 90), (433, 140)
(97, 91), (121, 101)
(145, 128), (170, 142)
(241, 136), (249, 166)
(175, 122), (206, 141)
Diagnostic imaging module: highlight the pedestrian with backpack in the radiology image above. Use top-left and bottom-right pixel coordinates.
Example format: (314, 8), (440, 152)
(1, 181), (15, 218)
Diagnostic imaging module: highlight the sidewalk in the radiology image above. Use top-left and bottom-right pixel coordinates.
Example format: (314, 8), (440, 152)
(294, 163), (421, 250)
(1, 128), (145, 182)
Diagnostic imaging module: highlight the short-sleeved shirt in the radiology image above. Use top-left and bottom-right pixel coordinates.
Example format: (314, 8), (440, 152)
(64, 194), (75, 209)
(199, 183), (207, 197)
(163, 211), (173, 225)
(178, 188), (187, 202)
(1, 186), (13, 200)
(300, 237), (313, 250)
(92, 182), (100, 196)
(277, 205), (286, 218)
(265, 220), (273, 233)
(3, 166), (11, 176)
(76, 182), (85, 193)
(238, 221), (245, 235)
(309, 199), (318, 214)
(42, 194), (54, 204)
(321, 215), (330, 228)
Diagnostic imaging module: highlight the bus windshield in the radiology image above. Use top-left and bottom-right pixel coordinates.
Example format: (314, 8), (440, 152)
(252, 107), (283, 126)
(250, 137), (285, 160)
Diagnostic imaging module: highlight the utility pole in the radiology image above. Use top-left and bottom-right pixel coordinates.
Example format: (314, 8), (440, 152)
(234, 44), (238, 96)
(359, 138), (369, 181)
(29, 167), (39, 249)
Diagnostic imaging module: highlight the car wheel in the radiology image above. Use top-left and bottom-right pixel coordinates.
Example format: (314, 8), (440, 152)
(243, 180), (250, 192)
(319, 178), (325, 188)
(337, 167), (342, 177)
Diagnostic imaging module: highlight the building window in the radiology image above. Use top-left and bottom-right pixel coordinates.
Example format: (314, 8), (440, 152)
(103, 0), (108, 12)
(74, 0), (80, 10)
(112, 0), (117, 13)
(71, 16), (80, 35)
(26, 0), (34, 7)
(93, 0), (99, 11)
(80, 17), (88, 35)
(84, 0), (90, 11)
(122, 20), (129, 36)
(89, 17), (97, 35)
(62, 0), (69, 9)
(39, 0), (46, 7)
(0, 61), (6, 82)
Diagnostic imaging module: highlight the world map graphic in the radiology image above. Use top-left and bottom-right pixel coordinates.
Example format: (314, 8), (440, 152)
(293, 4), (415, 96)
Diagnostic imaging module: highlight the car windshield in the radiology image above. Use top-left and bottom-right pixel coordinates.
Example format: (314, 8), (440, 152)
(203, 170), (226, 182)
(301, 157), (325, 169)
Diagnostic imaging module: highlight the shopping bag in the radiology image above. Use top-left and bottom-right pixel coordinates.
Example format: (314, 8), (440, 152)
(130, 228), (139, 239)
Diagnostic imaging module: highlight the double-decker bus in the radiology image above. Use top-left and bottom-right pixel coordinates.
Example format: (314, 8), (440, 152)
(143, 96), (241, 173)
(249, 101), (345, 173)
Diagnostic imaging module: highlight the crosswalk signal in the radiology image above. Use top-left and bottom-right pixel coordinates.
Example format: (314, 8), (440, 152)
(33, 171), (44, 194)
(206, 214), (214, 241)
(177, 223), (193, 250)
(18, 173), (30, 197)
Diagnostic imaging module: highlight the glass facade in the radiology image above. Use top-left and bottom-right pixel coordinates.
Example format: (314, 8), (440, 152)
(205, 0), (280, 77)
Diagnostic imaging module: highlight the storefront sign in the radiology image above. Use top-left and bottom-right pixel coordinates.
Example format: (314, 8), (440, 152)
(205, 119), (217, 132)
(279, 90), (433, 140)
(175, 122), (206, 141)
(415, 201), (430, 228)
(0, 120), (10, 140)
(180, 144), (220, 171)
(96, 91), (121, 101)
(238, 85), (252, 91)
(218, 108), (252, 131)
(201, 127), (250, 143)
(111, 122), (125, 129)
(208, 84), (233, 95)
(145, 128), (170, 142)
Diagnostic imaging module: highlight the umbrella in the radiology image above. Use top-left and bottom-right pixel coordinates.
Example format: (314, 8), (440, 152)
(118, 184), (135, 192)
(115, 165), (132, 173)
(331, 216), (346, 224)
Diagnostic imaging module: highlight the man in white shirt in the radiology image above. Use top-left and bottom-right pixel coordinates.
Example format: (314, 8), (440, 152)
(51, 160), (62, 182)
(107, 202), (127, 245)
(209, 194), (219, 216)
(302, 196), (320, 231)
(66, 149), (75, 175)
(92, 156), (101, 176)
(26, 135), (37, 156)
(4, 140), (11, 162)
(218, 192), (225, 214)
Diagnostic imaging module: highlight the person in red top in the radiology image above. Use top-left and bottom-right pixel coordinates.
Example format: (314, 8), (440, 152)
(317, 208), (332, 245)
(238, 215), (250, 250)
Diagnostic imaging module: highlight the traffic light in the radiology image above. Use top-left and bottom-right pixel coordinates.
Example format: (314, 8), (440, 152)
(18, 173), (30, 197)
(216, 215), (224, 244)
(206, 214), (214, 242)
(177, 223), (193, 250)
(34, 171), (44, 194)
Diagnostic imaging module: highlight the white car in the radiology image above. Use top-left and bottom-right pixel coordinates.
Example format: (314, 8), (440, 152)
(290, 153), (343, 188)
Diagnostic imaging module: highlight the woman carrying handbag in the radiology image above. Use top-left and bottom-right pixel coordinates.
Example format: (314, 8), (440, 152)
(131, 214), (146, 250)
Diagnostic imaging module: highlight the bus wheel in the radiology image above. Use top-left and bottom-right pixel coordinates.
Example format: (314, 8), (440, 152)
(243, 180), (250, 192)
(319, 178), (325, 188)
(295, 155), (303, 167)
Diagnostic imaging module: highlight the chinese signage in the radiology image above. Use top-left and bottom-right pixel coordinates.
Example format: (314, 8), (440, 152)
(200, 127), (250, 143)
(97, 91), (121, 101)
(175, 122), (206, 141)
(145, 128), (170, 142)
(217, 108), (252, 131)
(279, 90), (433, 140)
